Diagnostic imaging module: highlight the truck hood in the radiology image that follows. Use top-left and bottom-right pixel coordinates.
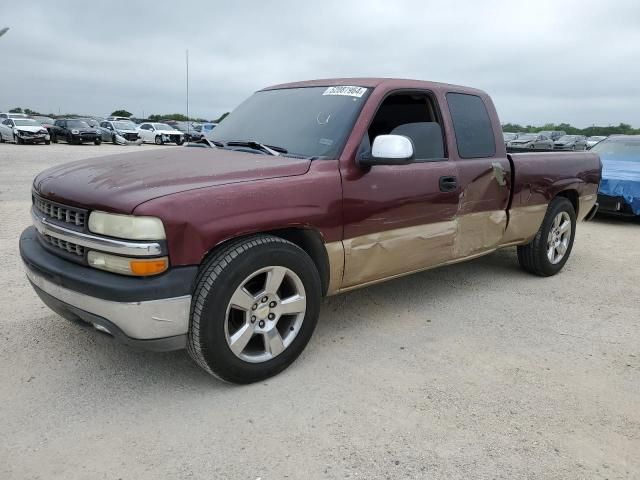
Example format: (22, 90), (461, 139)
(33, 148), (312, 213)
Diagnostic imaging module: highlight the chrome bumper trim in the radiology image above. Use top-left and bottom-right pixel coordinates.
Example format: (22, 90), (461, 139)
(25, 267), (191, 340)
(31, 207), (165, 257)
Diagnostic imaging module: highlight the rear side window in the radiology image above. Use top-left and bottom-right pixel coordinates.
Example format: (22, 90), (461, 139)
(446, 93), (496, 158)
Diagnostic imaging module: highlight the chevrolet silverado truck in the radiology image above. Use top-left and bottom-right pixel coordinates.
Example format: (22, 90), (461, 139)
(20, 78), (601, 383)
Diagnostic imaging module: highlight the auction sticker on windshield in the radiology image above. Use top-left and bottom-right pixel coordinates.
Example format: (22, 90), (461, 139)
(323, 86), (368, 97)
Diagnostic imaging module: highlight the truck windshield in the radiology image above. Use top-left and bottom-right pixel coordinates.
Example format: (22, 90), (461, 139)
(210, 86), (370, 159)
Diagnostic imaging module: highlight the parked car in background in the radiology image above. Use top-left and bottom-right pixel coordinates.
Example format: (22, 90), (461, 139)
(20, 77), (601, 383)
(507, 133), (554, 150)
(539, 130), (566, 141)
(586, 136), (607, 148)
(137, 122), (184, 145)
(591, 135), (640, 216)
(50, 119), (102, 145)
(78, 118), (102, 129)
(107, 116), (133, 121)
(32, 116), (56, 134)
(0, 112), (29, 120)
(168, 121), (203, 142)
(503, 132), (517, 144)
(198, 122), (218, 139)
(0, 118), (50, 144)
(99, 120), (141, 144)
(554, 135), (588, 151)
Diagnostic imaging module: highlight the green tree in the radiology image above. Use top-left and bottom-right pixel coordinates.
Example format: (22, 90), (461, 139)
(9, 107), (22, 113)
(110, 110), (132, 118)
(214, 112), (230, 123)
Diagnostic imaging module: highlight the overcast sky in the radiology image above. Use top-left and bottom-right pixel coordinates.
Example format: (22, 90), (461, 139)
(1, 0), (639, 127)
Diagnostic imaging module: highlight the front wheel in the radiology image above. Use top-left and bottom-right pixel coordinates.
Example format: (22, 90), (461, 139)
(94, 139), (101, 145)
(154, 135), (163, 145)
(517, 197), (576, 276)
(45, 140), (50, 145)
(187, 235), (322, 383)
(176, 138), (184, 146)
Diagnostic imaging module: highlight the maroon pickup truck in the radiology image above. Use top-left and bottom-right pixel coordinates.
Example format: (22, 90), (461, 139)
(20, 78), (601, 383)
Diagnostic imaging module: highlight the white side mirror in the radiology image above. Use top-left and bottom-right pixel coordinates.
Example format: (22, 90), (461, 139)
(363, 134), (415, 166)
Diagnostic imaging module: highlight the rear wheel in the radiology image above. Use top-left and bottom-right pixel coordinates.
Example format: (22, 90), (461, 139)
(187, 235), (321, 383)
(517, 197), (576, 276)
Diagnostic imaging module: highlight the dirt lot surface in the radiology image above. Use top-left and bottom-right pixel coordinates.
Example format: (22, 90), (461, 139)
(1, 143), (638, 479)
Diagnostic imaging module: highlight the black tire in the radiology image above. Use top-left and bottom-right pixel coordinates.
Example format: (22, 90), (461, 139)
(94, 139), (101, 145)
(0, 134), (4, 143)
(517, 197), (576, 276)
(66, 133), (75, 145)
(45, 140), (50, 145)
(187, 235), (322, 383)
(154, 135), (163, 145)
(112, 134), (117, 144)
(51, 133), (58, 143)
(176, 138), (184, 146)
(15, 134), (23, 145)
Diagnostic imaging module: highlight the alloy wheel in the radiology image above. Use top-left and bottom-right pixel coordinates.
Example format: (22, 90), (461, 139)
(547, 211), (571, 264)
(224, 266), (307, 363)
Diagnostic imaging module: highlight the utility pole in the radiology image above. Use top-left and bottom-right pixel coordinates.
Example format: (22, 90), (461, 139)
(0, 27), (9, 38)
(186, 49), (190, 137)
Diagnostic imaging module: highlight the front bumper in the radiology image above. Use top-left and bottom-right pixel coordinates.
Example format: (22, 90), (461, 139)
(20, 226), (198, 350)
(17, 131), (50, 143)
(73, 133), (99, 142)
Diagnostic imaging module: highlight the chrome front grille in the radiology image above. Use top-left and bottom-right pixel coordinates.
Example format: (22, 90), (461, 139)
(33, 194), (86, 228)
(43, 234), (85, 256)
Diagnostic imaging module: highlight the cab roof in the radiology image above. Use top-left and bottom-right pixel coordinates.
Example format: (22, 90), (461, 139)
(262, 77), (487, 96)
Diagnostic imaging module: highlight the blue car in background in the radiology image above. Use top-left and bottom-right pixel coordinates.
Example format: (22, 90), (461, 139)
(591, 135), (640, 216)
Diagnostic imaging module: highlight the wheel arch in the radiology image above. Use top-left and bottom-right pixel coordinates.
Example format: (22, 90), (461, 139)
(555, 189), (579, 217)
(200, 228), (333, 296)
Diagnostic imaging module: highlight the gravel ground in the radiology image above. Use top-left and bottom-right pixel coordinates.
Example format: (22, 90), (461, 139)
(0, 143), (639, 480)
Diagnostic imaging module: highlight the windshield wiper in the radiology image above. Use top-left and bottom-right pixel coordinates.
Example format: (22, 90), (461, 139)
(225, 140), (287, 156)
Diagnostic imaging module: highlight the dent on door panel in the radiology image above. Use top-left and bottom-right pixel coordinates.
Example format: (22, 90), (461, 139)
(341, 220), (456, 288)
(453, 210), (507, 257)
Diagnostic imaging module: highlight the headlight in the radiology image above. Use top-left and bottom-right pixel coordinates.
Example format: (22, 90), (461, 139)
(87, 251), (168, 276)
(71, 129), (79, 134)
(88, 211), (166, 240)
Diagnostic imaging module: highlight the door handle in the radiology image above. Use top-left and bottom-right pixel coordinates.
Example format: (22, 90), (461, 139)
(439, 176), (457, 192)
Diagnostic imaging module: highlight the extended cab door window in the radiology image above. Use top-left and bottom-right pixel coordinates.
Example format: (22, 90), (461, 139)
(446, 92), (496, 158)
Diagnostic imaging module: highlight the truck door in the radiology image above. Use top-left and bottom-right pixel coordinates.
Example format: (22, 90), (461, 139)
(340, 90), (459, 289)
(445, 92), (511, 258)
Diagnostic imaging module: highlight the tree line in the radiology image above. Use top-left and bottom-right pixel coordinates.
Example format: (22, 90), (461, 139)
(502, 122), (640, 137)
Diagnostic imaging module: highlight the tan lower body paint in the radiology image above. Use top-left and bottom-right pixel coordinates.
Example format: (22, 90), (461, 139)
(324, 197), (592, 295)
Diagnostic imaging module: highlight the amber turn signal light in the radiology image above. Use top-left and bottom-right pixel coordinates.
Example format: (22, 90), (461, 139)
(129, 258), (169, 276)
